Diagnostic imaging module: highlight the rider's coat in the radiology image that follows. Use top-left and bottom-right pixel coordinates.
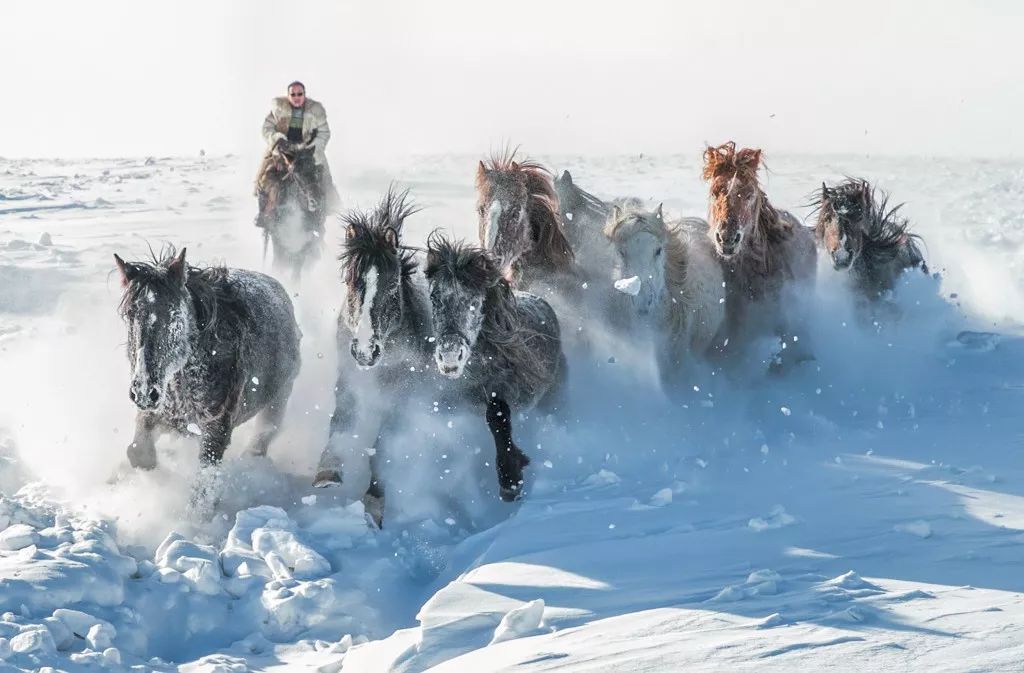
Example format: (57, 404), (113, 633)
(262, 96), (331, 167)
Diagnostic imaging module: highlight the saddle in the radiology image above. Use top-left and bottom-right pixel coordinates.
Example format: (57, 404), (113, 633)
(257, 143), (325, 231)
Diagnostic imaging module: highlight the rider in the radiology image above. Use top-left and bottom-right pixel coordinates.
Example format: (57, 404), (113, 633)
(255, 80), (339, 227)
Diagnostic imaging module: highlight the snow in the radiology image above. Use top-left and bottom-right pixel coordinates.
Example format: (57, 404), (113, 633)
(3, 152), (1024, 671)
(612, 275), (641, 296)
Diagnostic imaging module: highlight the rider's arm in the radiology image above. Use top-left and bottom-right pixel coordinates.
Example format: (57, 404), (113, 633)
(262, 108), (286, 146)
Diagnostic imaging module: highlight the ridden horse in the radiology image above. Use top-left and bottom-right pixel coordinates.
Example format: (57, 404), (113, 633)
(114, 246), (301, 495)
(702, 142), (816, 370)
(258, 138), (326, 283)
(604, 203), (725, 386)
(312, 188), (432, 526)
(814, 178), (928, 304)
(424, 234), (567, 501)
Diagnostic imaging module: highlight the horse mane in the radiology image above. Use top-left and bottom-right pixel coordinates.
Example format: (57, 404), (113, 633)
(476, 148), (575, 272)
(425, 234), (552, 391)
(814, 178), (924, 267)
(703, 141), (793, 272)
(339, 186), (420, 283)
(604, 208), (694, 336)
(117, 244), (237, 338)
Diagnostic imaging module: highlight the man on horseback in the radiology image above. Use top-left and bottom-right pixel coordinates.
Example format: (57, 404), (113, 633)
(254, 81), (339, 228)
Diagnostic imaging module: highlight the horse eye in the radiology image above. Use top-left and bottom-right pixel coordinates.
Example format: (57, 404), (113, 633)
(654, 247), (663, 257)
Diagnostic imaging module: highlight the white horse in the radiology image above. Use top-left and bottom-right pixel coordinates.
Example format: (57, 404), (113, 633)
(604, 204), (725, 386)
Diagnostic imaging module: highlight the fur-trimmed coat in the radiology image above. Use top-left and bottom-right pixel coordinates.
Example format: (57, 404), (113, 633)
(261, 96), (331, 167)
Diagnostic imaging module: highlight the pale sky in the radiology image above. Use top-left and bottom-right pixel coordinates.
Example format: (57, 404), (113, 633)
(1, 0), (1021, 160)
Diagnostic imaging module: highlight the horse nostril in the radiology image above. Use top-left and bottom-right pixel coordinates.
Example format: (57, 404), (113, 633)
(715, 231), (724, 243)
(128, 389), (136, 402)
(371, 343), (381, 359)
(148, 388), (160, 405)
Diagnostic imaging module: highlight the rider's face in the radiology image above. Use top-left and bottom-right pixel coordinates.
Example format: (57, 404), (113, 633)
(287, 87), (305, 108)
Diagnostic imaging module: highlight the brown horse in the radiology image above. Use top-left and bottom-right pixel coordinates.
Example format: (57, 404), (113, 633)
(475, 149), (575, 290)
(702, 141), (816, 371)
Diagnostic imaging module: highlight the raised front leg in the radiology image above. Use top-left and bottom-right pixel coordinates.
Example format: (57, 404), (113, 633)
(127, 412), (160, 469)
(486, 397), (530, 502)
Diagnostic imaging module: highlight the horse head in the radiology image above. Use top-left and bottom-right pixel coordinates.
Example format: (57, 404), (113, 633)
(115, 247), (195, 411)
(816, 179), (871, 270)
(425, 234), (505, 379)
(340, 188), (419, 368)
(703, 141), (764, 259)
(604, 204), (671, 318)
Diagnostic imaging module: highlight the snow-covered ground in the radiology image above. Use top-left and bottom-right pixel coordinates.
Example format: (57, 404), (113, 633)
(2, 151), (1024, 672)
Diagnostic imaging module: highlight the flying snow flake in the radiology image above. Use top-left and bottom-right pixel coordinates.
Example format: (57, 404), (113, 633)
(186, 423), (202, 435)
(251, 376), (259, 385)
(780, 407), (792, 416)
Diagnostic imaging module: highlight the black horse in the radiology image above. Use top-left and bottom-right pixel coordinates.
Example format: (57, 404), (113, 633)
(424, 234), (567, 501)
(312, 188), (433, 526)
(114, 246), (301, 486)
(257, 136), (326, 282)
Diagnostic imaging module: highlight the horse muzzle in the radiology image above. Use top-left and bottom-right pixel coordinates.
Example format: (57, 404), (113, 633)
(350, 338), (382, 369)
(129, 380), (163, 411)
(435, 334), (470, 379)
(830, 245), (854, 269)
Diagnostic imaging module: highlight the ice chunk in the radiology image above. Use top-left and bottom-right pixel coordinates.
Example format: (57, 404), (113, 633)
(614, 276), (642, 296)
(0, 524), (38, 551)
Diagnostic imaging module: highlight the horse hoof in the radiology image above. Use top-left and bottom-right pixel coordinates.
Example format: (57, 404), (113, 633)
(499, 483), (525, 502)
(312, 470), (343, 488)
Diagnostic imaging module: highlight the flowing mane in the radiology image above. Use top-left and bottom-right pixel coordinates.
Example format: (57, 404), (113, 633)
(812, 178), (926, 270)
(476, 148), (575, 274)
(339, 187), (420, 284)
(703, 141), (796, 274)
(117, 244), (239, 338)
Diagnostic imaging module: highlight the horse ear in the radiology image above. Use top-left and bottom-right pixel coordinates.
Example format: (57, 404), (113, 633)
(477, 160), (488, 178)
(167, 247), (188, 286)
(821, 182), (829, 199)
(346, 223), (358, 240)
(114, 253), (134, 287)
(383, 227), (398, 250)
(560, 170), (572, 185)
(611, 205), (623, 222)
(654, 203), (664, 220)
(511, 161), (520, 172)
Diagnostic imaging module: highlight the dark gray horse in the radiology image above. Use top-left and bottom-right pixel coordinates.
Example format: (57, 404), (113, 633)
(114, 246), (301, 477)
(553, 169), (642, 278)
(424, 234), (567, 501)
(313, 188), (433, 526)
(813, 178), (928, 301)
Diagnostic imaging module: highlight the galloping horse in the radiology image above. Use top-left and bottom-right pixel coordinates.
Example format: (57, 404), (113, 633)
(604, 204), (725, 386)
(702, 142), (816, 370)
(313, 188), (432, 526)
(114, 246), (301, 490)
(814, 178), (928, 303)
(425, 234), (567, 501)
(475, 150), (575, 291)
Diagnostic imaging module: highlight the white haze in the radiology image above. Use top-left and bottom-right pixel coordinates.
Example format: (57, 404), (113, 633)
(1, 0), (1023, 161)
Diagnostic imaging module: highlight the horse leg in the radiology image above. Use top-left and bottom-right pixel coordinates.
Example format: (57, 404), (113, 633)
(313, 375), (357, 487)
(127, 412), (160, 469)
(250, 381), (293, 458)
(186, 415), (232, 520)
(535, 352), (569, 419)
(199, 415), (233, 466)
(486, 397), (530, 502)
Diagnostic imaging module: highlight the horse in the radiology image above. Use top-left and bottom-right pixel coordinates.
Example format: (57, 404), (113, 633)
(475, 149), (575, 291)
(604, 203), (725, 386)
(424, 234), (567, 502)
(312, 188), (432, 526)
(257, 138), (326, 283)
(553, 169), (642, 278)
(702, 141), (816, 371)
(114, 246), (301, 493)
(813, 178), (928, 303)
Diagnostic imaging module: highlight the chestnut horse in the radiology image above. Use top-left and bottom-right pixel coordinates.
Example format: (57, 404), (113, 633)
(702, 142), (816, 371)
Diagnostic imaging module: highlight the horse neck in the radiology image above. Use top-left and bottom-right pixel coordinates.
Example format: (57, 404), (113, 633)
(526, 197), (574, 272)
(397, 273), (433, 346)
(662, 230), (694, 329)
